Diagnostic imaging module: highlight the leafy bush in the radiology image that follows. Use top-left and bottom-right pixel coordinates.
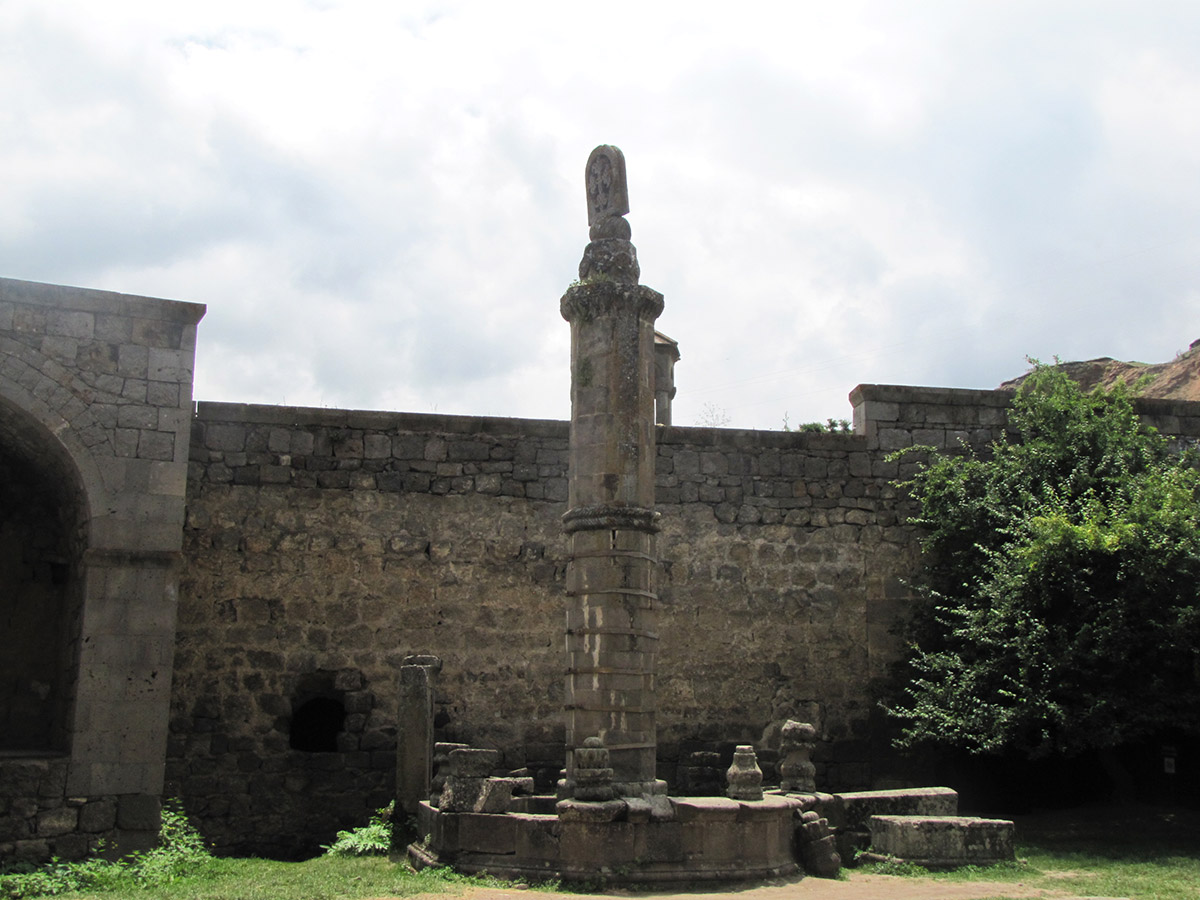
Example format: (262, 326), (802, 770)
(322, 803), (395, 857)
(885, 362), (1200, 758)
(126, 803), (213, 886)
(782, 414), (852, 433)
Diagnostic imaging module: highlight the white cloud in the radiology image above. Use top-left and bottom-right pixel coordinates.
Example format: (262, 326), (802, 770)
(4, 1), (1200, 429)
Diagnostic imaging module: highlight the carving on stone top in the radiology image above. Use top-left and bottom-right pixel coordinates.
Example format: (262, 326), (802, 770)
(586, 145), (629, 228)
(578, 144), (639, 283)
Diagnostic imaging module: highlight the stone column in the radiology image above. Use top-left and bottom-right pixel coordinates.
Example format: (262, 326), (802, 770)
(653, 332), (680, 426)
(396, 655), (442, 817)
(560, 146), (664, 798)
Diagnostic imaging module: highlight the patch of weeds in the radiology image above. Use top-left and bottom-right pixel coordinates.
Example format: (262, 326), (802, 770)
(0, 856), (117, 899)
(322, 803), (395, 857)
(0, 801), (213, 899)
(855, 855), (928, 877)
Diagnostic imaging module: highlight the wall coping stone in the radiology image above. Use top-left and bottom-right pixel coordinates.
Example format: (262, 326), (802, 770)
(0, 276), (206, 323)
(193, 402), (569, 438)
(850, 381), (1200, 420)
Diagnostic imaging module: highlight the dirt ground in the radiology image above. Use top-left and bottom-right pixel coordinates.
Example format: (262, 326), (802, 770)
(455, 875), (1085, 900)
(386, 803), (1200, 900)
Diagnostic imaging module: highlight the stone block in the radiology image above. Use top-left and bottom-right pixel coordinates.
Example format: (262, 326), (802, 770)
(867, 815), (1015, 867)
(36, 807), (78, 838)
(78, 798), (117, 834)
(117, 794), (161, 831)
(0, 814), (33, 843)
(559, 818), (635, 866)
(51, 831), (92, 860)
(827, 787), (957, 830)
(457, 812), (516, 855)
(670, 796), (740, 823)
(512, 813), (560, 861)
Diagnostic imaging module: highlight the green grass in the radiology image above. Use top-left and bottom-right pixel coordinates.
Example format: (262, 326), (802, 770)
(7, 802), (1199, 900)
(18, 857), (482, 900)
(857, 802), (1200, 900)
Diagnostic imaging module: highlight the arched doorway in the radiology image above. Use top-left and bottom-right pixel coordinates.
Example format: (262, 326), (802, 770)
(0, 399), (88, 755)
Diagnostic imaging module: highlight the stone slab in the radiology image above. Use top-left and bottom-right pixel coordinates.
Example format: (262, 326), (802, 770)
(866, 815), (1016, 868)
(826, 787), (958, 830)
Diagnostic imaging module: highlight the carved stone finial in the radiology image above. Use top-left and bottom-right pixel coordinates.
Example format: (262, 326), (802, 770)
(579, 144), (639, 284)
(586, 146), (629, 230)
(726, 744), (764, 801)
(779, 720), (817, 793)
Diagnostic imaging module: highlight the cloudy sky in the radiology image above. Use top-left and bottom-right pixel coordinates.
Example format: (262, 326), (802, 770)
(3, 1), (1198, 429)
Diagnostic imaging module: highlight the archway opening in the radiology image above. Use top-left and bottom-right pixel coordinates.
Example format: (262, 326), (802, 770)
(0, 402), (88, 755)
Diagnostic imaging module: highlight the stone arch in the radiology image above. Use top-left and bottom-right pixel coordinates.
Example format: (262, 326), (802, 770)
(0, 385), (94, 754)
(0, 335), (113, 538)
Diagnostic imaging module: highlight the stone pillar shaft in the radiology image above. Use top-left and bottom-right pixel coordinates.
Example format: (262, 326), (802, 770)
(561, 282), (663, 795)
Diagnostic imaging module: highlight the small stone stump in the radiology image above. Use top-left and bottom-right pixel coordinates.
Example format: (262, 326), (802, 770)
(573, 736), (615, 801)
(726, 745), (764, 801)
(779, 720), (817, 793)
(677, 750), (723, 795)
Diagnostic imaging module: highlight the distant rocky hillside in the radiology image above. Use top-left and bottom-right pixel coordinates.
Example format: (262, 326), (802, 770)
(1001, 339), (1200, 402)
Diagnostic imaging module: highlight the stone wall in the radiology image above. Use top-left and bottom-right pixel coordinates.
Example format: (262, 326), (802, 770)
(172, 394), (916, 854)
(169, 383), (1200, 856)
(0, 277), (203, 862)
(172, 404), (570, 857)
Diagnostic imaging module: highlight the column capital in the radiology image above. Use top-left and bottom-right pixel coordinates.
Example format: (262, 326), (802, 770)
(560, 282), (664, 325)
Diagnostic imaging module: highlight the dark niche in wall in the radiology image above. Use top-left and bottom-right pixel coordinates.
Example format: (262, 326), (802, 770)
(290, 697), (346, 752)
(288, 671), (349, 752)
(0, 408), (87, 755)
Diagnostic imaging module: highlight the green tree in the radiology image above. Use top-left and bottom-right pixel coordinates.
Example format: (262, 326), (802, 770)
(886, 363), (1200, 759)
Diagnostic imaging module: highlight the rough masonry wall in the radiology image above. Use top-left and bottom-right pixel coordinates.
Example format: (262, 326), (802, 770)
(173, 404), (570, 857)
(172, 386), (1200, 856)
(173, 396), (921, 854)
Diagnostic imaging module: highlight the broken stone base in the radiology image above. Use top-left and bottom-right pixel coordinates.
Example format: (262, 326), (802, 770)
(861, 815), (1016, 869)
(820, 786), (960, 864)
(410, 793), (803, 885)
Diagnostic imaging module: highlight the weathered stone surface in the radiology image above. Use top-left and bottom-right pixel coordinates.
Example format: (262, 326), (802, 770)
(866, 815), (1016, 867)
(827, 787), (958, 831)
(795, 809), (841, 877)
(35, 807), (77, 838)
(397, 661), (438, 816)
(447, 749), (500, 779)
(780, 721), (817, 793)
(117, 794), (161, 831)
(78, 799), (117, 833)
(562, 154), (663, 799)
(585, 145), (629, 227)
(555, 798), (626, 823)
(726, 745), (764, 801)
